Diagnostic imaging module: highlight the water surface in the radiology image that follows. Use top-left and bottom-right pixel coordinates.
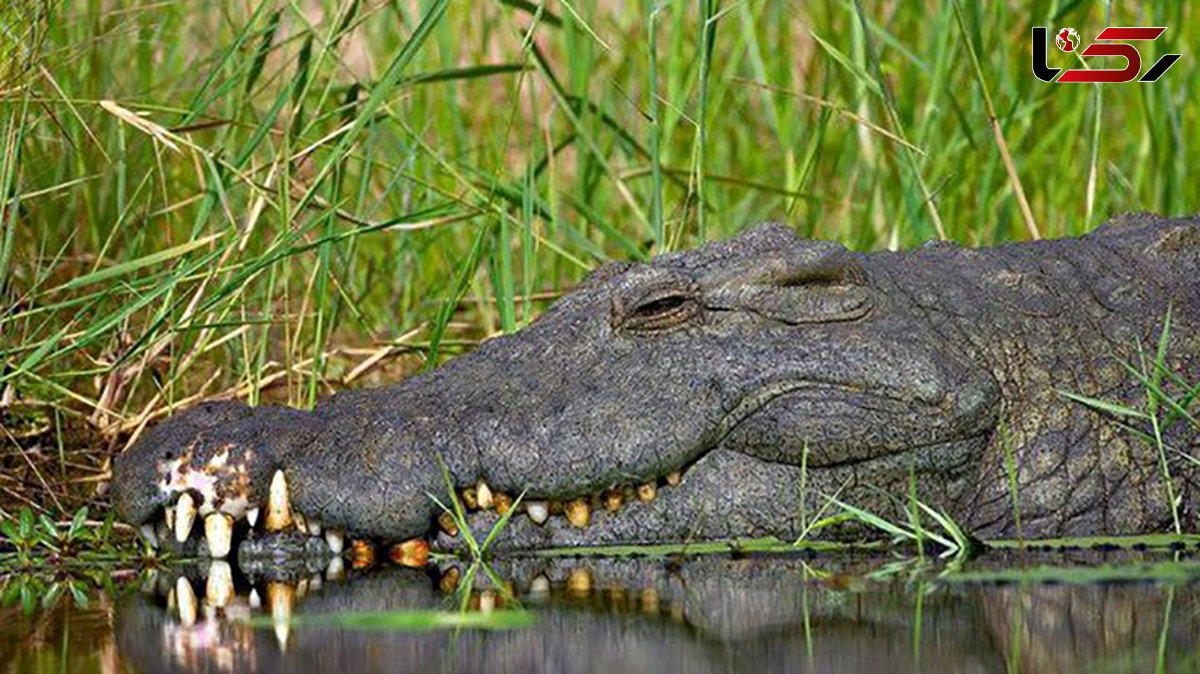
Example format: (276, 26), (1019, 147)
(3, 548), (1199, 673)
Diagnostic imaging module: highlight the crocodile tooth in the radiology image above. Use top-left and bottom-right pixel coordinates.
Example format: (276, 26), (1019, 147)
(268, 582), (294, 650)
(350, 539), (376, 569)
(174, 493), (196, 543)
(204, 513), (233, 558)
(325, 556), (345, 581)
(565, 498), (591, 528)
(293, 512), (309, 535)
(248, 588), (262, 609)
(478, 589), (496, 613)
(438, 512), (459, 536)
(529, 574), (550, 598)
(476, 480), (494, 509)
(246, 507), (259, 528)
(526, 501), (549, 525)
(439, 567), (461, 594)
(641, 588), (660, 614)
(389, 538), (430, 567)
(603, 489), (625, 513)
(324, 529), (345, 555)
(139, 523), (159, 548)
(637, 482), (657, 503)
(461, 486), (479, 510)
(176, 576), (197, 626)
(670, 601), (686, 623)
(665, 471), (682, 486)
(567, 568), (593, 595)
(266, 469), (292, 531)
(206, 560), (233, 607)
(494, 493), (513, 515)
(307, 518), (322, 537)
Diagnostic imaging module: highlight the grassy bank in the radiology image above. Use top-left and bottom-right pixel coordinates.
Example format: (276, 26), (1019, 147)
(0, 0), (1197, 522)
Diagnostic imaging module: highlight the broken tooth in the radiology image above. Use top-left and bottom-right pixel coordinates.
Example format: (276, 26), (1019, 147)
(139, 523), (159, 548)
(296, 577), (310, 599)
(246, 507), (260, 528)
(665, 471), (682, 486)
(670, 601), (686, 623)
(293, 512), (309, 535)
(265, 469), (292, 532)
(165, 506), (176, 530)
(476, 480), (494, 509)
(389, 538), (430, 568)
(494, 493), (513, 515)
(206, 560), (234, 607)
(567, 568), (593, 596)
(267, 582), (294, 650)
(438, 512), (459, 537)
(637, 482), (657, 503)
(640, 587), (660, 614)
(324, 528), (345, 555)
(174, 493), (196, 543)
(439, 567), (461, 594)
(603, 489), (625, 513)
(350, 539), (376, 569)
(461, 486), (479, 510)
(307, 518), (322, 537)
(176, 576), (197, 627)
(565, 498), (591, 528)
(204, 513), (233, 558)
(526, 501), (549, 525)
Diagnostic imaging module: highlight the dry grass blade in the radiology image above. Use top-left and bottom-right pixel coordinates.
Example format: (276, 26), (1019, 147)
(99, 100), (181, 153)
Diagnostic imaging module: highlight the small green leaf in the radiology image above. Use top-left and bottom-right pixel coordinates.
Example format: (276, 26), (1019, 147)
(18, 508), (33, 540)
(68, 507), (89, 540)
(69, 583), (90, 609)
(39, 513), (60, 541)
(1058, 390), (1149, 419)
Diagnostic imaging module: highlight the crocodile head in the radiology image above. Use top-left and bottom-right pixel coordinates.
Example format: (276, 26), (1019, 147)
(113, 224), (1003, 555)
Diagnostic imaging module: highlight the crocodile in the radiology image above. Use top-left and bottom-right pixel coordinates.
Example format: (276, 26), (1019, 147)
(111, 213), (1200, 560)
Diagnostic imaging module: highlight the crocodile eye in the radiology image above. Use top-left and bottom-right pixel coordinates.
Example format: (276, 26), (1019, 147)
(632, 295), (687, 318)
(614, 290), (701, 334)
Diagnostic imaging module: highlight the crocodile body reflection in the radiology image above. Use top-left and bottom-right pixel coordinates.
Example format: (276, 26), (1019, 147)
(109, 551), (1200, 674)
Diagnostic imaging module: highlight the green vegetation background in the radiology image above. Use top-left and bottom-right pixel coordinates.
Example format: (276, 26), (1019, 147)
(0, 1), (1195, 515)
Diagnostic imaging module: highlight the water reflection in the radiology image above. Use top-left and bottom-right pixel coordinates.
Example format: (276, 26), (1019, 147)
(3, 550), (1199, 673)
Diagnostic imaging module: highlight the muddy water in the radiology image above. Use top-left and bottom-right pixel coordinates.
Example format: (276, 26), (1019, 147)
(2, 550), (1198, 673)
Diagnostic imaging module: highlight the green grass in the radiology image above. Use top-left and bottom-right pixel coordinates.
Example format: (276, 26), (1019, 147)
(0, 1), (1197, 529)
(0, 505), (147, 569)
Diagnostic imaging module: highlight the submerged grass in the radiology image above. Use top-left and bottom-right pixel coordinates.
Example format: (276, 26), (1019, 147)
(244, 607), (537, 631)
(0, 1), (1197, 553)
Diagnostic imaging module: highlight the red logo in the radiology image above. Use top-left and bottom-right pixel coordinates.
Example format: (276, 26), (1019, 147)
(1056, 28), (1079, 52)
(1032, 26), (1181, 83)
